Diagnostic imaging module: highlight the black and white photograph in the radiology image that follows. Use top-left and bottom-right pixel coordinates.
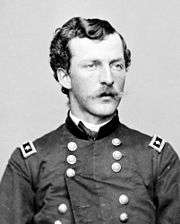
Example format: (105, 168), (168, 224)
(0, 1), (179, 223)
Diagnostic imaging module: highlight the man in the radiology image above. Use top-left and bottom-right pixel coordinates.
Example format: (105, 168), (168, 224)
(0, 17), (179, 224)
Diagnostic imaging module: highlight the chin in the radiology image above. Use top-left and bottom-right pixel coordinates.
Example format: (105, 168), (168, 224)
(91, 104), (118, 118)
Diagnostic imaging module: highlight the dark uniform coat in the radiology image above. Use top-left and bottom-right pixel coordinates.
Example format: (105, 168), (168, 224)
(0, 113), (180, 224)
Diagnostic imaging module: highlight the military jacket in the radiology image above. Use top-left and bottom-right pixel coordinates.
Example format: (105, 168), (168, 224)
(0, 114), (180, 224)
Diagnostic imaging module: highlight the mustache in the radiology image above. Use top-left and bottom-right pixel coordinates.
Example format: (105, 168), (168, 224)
(96, 87), (125, 98)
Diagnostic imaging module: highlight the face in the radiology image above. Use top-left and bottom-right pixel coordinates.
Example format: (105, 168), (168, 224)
(60, 33), (127, 123)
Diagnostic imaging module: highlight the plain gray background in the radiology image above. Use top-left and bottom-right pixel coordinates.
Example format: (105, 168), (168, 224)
(0, 0), (179, 179)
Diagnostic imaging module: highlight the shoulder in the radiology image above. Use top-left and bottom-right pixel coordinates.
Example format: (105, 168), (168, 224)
(119, 123), (151, 149)
(118, 123), (179, 179)
(11, 123), (66, 162)
(119, 123), (178, 156)
(6, 123), (67, 181)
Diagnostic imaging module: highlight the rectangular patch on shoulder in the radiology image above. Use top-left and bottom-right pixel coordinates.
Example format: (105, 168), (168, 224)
(149, 134), (165, 153)
(20, 141), (37, 158)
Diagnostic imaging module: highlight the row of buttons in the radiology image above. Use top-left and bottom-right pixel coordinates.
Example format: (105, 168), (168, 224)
(54, 142), (77, 223)
(66, 142), (77, 177)
(112, 138), (122, 173)
(111, 139), (128, 222)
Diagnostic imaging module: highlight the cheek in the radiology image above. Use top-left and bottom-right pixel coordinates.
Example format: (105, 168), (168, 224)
(71, 76), (90, 96)
(115, 76), (126, 88)
(71, 71), (97, 93)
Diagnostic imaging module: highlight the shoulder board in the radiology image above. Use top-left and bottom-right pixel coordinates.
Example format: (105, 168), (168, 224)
(20, 141), (37, 158)
(149, 134), (165, 153)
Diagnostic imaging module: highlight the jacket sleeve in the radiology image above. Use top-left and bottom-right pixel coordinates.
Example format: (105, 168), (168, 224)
(0, 148), (35, 224)
(155, 143), (180, 224)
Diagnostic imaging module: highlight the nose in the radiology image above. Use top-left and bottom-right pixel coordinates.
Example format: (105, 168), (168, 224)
(99, 65), (114, 86)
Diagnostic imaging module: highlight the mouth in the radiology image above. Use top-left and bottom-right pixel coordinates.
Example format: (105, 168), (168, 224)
(99, 91), (116, 97)
(99, 92), (117, 100)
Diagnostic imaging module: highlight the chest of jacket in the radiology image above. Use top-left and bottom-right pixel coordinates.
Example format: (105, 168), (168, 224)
(32, 135), (156, 224)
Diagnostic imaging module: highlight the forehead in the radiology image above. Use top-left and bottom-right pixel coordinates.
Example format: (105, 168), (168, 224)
(68, 33), (124, 61)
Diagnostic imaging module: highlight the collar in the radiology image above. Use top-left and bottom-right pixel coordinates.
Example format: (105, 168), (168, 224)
(69, 111), (111, 132)
(65, 110), (120, 140)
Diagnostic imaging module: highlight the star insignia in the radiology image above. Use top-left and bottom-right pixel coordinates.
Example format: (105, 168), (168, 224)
(149, 134), (165, 153)
(20, 141), (37, 158)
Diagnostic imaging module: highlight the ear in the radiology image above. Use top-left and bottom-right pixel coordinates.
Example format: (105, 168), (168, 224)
(57, 68), (72, 90)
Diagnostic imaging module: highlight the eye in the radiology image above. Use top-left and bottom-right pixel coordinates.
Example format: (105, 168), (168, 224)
(87, 63), (96, 68)
(83, 62), (98, 70)
(111, 62), (125, 71)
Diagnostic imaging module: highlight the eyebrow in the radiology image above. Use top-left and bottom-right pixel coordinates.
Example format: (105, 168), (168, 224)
(110, 58), (124, 64)
(79, 59), (100, 65)
(81, 57), (124, 63)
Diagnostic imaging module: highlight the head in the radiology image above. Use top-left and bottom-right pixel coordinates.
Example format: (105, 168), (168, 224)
(49, 17), (131, 123)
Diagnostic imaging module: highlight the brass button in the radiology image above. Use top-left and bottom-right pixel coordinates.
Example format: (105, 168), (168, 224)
(54, 220), (62, 224)
(112, 151), (122, 160)
(119, 194), (129, 205)
(66, 168), (75, 177)
(111, 162), (121, 173)
(119, 212), (128, 222)
(112, 138), (122, 146)
(67, 142), (77, 151)
(58, 203), (67, 213)
(66, 155), (77, 164)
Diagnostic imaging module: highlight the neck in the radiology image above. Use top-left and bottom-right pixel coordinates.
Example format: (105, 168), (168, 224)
(70, 108), (114, 125)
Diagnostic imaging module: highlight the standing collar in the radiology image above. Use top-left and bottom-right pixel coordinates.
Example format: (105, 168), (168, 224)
(65, 110), (120, 140)
(69, 111), (111, 132)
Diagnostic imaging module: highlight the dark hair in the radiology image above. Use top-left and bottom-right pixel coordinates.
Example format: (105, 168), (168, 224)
(50, 17), (131, 95)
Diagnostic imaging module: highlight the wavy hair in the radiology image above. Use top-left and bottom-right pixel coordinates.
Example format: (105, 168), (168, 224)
(50, 17), (131, 95)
